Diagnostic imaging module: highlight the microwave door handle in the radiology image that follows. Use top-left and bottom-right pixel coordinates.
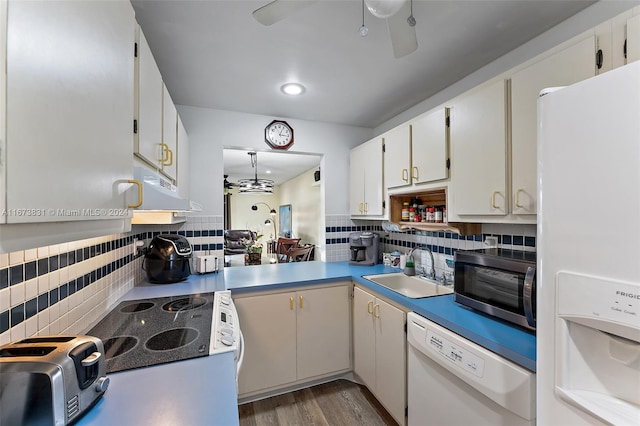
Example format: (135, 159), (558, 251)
(523, 267), (536, 328)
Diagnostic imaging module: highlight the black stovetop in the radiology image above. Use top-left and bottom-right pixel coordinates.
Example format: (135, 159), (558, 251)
(87, 293), (214, 373)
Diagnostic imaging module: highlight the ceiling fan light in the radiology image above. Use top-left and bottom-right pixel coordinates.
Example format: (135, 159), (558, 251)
(238, 152), (274, 194)
(281, 83), (305, 95)
(365, 0), (405, 19)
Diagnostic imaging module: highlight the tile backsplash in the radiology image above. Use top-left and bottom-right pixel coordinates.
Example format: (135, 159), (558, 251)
(0, 215), (225, 345)
(1, 213), (535, 343)
(325, 215), (536, 278)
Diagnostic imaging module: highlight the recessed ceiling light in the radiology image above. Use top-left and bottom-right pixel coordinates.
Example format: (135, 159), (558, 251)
(281, 83), (305, 96)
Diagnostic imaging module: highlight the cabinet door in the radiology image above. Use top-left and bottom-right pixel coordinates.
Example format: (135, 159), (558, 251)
(234, 292), (297, 395)
(161, 84), (177, 180)
(411, 108), (449, 185)
(5, 0), (134, 223)
(297, 285), (350, 380)
(177, 115), (190, 199)
(362, 137), (384, 216)
(374, 297), (406, 425)
(450, 80), (508, 216)
(384, 125), (411, 188)
(136, 28), (163, 169)
(628, 13), (640, 63)
(353, 287), (376, 391)
(0, 0), (6, 218)
(511, 36), (595, 215)
(349, 145), (366, 215)
(350, 137), (384, 216)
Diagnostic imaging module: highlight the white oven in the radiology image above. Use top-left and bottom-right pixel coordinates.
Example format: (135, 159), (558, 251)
(210, 290), (244, 381)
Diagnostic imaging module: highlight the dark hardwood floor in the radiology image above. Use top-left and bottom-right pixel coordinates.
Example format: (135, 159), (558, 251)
(239, 379), (398, 426)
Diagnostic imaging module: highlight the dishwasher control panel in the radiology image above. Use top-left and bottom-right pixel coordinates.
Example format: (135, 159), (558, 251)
(427, 330), (485, 377)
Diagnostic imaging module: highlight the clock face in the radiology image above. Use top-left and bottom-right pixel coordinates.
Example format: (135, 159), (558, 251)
(265, 120), (294, 150)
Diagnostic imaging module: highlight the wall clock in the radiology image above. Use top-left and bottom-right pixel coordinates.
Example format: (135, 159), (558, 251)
(265, 120), (294, 150)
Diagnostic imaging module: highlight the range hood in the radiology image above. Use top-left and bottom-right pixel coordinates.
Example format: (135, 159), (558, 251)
(131, 167), (201, 225)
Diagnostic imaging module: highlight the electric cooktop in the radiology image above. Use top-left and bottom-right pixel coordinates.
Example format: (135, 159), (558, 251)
(87, 293), (215, 373)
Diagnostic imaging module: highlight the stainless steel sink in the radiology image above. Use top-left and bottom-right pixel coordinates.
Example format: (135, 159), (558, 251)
(363, 273), (453, 299)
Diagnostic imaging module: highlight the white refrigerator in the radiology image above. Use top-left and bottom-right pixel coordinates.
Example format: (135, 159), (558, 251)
(537, 61), (640, 425)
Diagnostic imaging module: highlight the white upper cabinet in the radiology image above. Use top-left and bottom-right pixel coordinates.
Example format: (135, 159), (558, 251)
(136, 27), (164, 171)
(2, 0), (135, 225)
(511, 35), (595, 215)
(1, 1), (6, 219)
(135, 27), (181, 184)
(161, 84), (178, 181)
(627, 8), (640, 63)
(350, 137), (384, 217)
(177, 115), (190, 199)
(596, 7), (640, 74)
(410, 108), (449, 185)
(383, 124), (412, 189)
(450, 80), (508, 216)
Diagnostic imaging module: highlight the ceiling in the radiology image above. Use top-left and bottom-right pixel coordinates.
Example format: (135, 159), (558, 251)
(131, 0), (595, 129)
(223, 149), (321, 186)
(131, 0), (596, 182)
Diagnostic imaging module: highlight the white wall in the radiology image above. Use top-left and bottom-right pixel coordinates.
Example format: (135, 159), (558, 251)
(178, 107), (372, 218)
(278, 167), (322, 246)
(228, 188), (280, 239)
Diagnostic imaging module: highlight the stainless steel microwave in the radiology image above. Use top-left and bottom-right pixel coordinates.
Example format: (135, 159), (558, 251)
(454, 249), (536, 331)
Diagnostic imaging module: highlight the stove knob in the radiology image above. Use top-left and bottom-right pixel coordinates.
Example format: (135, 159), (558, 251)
(221, 335), (234, 346)
(221, 328), (234, 337)
(220, 296), (230, 305)
(95, 376), (110, 393)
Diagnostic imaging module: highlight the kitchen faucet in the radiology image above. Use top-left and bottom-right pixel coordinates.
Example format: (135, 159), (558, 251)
(407, 246), (436, 280)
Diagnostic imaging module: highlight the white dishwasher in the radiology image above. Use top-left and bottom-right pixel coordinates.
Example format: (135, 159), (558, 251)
(407, 312), (535, 425)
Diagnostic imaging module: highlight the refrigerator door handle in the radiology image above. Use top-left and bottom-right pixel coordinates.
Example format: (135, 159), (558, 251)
(523, 267), (536, 327)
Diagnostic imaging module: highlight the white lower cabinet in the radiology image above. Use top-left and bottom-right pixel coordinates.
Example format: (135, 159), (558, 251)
(353, 286), (406, 425)
(234, 283), (351, 397)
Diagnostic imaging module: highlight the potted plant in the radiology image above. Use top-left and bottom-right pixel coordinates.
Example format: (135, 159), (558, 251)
(242, 235), (263, 265)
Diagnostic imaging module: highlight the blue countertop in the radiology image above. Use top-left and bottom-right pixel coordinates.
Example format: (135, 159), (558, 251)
(77, 351), (238, 426)
(78, 260), (535, 425)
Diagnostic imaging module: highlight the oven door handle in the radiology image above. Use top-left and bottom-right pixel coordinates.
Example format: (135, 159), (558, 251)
(236, 329), (245, 378)
(523, 266), (536, 328)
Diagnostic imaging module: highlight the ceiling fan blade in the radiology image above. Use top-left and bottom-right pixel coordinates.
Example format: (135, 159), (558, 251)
(252, 0), (317, 26)
(386, 1), (417, 58)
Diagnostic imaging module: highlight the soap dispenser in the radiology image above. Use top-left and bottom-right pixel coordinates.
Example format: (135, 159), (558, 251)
(404, 254), (416, 276)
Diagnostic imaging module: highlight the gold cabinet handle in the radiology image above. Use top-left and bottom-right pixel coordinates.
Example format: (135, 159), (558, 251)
(367, 300), (373, 314)
(164, 148), (174, 167)
(492, 191), (500, 209)
(412, 166), (419, 180)
(515, 189), (524, 209)
(402, 168), (409, 182)
(127, 179), (142, 208)
(364, 202), (368, 214)
(299, 295), (303, 309)
(373, 304), (380, 318)
(289, 296), (294, 311)
(159, 143), (170, 163)
(359, 202), (364, 213)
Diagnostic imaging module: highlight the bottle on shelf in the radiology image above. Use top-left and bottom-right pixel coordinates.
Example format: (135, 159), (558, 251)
(435, 206), (443, 223)
(402, 202), (409, 221)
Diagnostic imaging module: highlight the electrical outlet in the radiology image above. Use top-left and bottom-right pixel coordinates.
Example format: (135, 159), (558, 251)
(484, 236), (498, 248)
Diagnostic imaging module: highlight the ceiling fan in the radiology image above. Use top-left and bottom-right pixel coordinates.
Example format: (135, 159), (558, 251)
(252, 0), (418, 58)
